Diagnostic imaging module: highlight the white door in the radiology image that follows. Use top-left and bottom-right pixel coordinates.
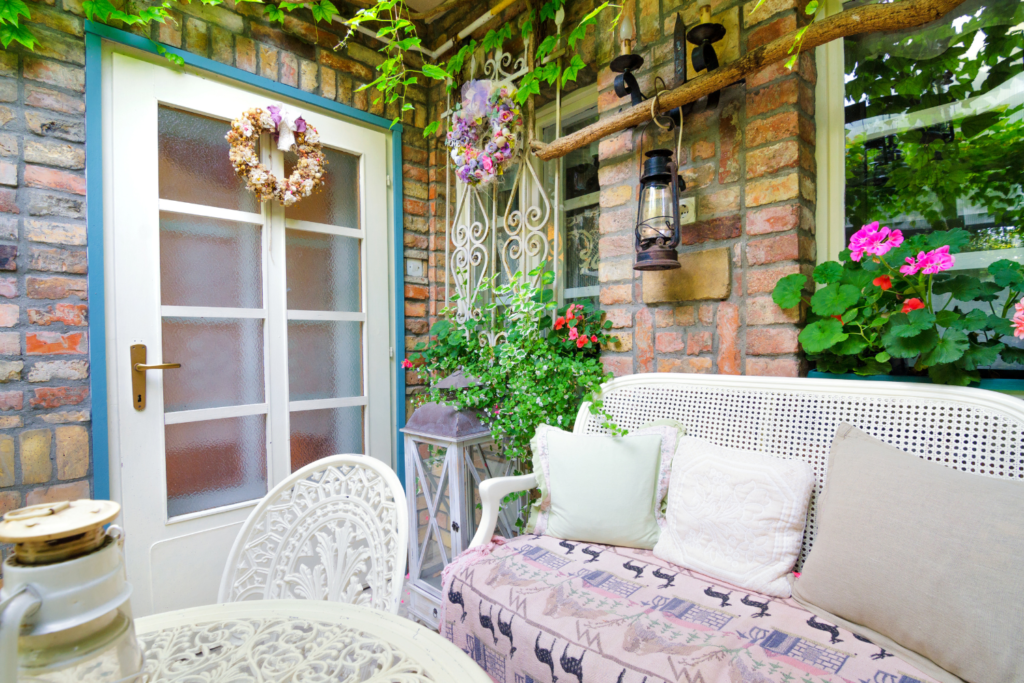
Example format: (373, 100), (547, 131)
(104, 51), (392, 616)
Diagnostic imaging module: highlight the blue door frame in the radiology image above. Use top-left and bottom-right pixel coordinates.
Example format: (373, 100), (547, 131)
(84, 22), (407, 500)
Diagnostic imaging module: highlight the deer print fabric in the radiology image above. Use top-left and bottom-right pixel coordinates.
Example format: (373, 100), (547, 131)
(441, 535), (944, 683)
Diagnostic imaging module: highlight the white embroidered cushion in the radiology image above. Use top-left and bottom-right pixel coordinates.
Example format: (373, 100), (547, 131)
(653, 436), (815, 598)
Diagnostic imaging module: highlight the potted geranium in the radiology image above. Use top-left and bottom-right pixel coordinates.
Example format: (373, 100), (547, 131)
(772, 222), (1024, 385)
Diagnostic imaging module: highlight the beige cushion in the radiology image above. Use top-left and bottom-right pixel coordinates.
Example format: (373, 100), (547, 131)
(654, 436), (814, 598)
(793, 423), (1024, 683)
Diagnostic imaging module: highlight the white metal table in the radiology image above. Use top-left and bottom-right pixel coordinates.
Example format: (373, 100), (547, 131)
(134, 599), (490, 682)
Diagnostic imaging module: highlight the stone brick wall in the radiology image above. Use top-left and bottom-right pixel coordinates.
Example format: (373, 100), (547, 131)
(0, 1), (432, 546)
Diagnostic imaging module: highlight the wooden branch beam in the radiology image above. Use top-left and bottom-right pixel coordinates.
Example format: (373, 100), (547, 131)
(530, 0), (970, 161)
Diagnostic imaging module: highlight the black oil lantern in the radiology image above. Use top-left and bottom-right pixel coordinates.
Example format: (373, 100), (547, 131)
(634, 149), (683, 271)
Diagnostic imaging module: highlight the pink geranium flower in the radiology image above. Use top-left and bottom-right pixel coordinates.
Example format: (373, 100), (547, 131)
(900, 246), (955, 276)
(576, 335), (588, 348)
(1013, 299), (1024, 339)
(568, 327), (579, 340)
(848, 222), (904, 261)
(401, 359), (413, 369)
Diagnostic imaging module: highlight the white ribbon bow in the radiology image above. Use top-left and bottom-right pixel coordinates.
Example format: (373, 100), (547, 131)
(272, 103), (300, 151)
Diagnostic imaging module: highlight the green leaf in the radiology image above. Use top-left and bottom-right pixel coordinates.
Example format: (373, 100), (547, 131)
(154, 42), (185, 66)
(935, 310), (960, 328)
(482, 23), (512, 52)
(421, 63), (448, 81)
(961, 342), (1004, 371)
(810, 283), (861, 317)
(927, 363), (977, 386)
(922, 229), (971, 253)
(804, 0), (819, 14)
(520, 9), (534, 40)
(515, 72), (540, 105)
(1000, 346), (1024, 365)
(841, 307), (859, 324)
(813, 261), (843, 284)
(833, 335), (868, 355)
(539, 0), (561, 22)
(535, 35), (558, 62)
(875, 351), (891, 363)
(561, 54), (586, 86)
(974, 281), (1002, 302)
(919, 330), (969, 367)
(568, 0), (608, 49)
(0, 21), (35, 49)
(853, 357), (892, 376)
(882, 327), (939, 359)
(986, 314), (1014, 336)
(931, 274), (982, 301)
(422, 120), (440, 138)
(952, 308), (989, 332)
(890, 309), (936, 338)
(263, 3), (284, 22)
(772, 273), (807, 310)
(960, 111), (1001, 139)
(988, 259), (1024, 288)
(798, 319), (848, 354)
(0, 0), (30, 25)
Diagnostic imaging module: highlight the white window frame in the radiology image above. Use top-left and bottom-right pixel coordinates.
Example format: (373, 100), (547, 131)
(535, 85), (600, 303)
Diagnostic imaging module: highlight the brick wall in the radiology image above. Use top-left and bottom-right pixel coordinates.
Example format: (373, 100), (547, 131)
(594, 0), (816, 379)
(0, 1), (432, 544)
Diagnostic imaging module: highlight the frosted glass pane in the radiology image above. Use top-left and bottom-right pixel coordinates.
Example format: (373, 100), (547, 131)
(284, 147), (359, 227)
(290, 407), (362, 471)
(285, 229), (360, 311)
(166, 414), (267, 517)
(287, 321), (361, 401)
(160, 212), (263, 308)
(158, 105), (259, 213)
(163, 318), (265, 412)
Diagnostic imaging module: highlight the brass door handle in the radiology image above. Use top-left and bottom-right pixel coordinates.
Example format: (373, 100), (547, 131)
(131, 344), (182, 411)
(134, 362), (181, 372)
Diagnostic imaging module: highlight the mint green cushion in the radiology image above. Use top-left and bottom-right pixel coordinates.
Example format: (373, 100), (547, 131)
(545, 429), (663, 549)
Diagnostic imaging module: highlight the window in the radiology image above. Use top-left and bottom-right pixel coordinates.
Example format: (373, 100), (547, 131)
(538, 87), (600, 303)
(817, 0), (1024, 270)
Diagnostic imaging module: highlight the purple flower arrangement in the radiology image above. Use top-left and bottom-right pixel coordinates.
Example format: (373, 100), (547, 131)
(446, 80), (523, 187)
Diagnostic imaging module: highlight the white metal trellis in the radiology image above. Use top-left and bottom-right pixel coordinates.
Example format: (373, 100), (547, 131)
(443, 14), (566, 329)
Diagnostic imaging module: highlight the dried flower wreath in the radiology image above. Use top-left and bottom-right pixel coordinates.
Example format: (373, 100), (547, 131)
(447, 81), (523, 186)
(226, 104), (327, 207)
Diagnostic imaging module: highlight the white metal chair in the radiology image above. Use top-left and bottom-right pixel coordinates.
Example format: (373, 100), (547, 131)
(218, 454), (408, 614)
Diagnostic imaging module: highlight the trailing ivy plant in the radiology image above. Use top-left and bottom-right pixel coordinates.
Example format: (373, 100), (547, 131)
(772, 222), (1024, 385)
(407, 265), (622, 478)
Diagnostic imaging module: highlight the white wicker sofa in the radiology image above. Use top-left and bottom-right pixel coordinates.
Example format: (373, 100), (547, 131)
(440, 374), (1023, 683)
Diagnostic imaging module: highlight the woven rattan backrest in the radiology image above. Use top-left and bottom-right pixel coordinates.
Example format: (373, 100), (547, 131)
(575, 374), (1024, 568)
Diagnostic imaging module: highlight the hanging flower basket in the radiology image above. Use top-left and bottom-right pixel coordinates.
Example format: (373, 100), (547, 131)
(446, 80), (523, 187)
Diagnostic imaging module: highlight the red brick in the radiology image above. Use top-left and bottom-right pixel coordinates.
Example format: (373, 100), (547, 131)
(687, 331), (713, 355)
(26, 331), (86, 355)
(24, 58), (84, 93)
(716, 302), (740, 374)
(746, 111), (799, 148)
(699, 304), (715, 325)
(599, 233), (634, 258)
(655, 309), (675, 328)
(405, 284), (428, 301)
(747, 141), (800, 179)
(747, 15), (796, 50)
(25, 303), (85, 326)
(29, 386), (88, 408)
(746, 358), (801, 377)
(748, 234), (799, 265)
(25, 164), (87, 195)
(403, 198), (427, 216)
(655, 331), (684, 354)
(602, 355), (633, 377)
(26, 276), (86, 300)
(635, 308), (654, 373)
(402, 163), (427, 184)
(605, 308), (632, 329)
(658, 357), (712, 373)
(675, 306), (696, 326)
(403, 145), (428, 165)
(744, 0), (797, 27)
(746, 173), (800, 207)
(747, 296), (801, 324)
(0, 188), (18, 214)
(600, 285), (632, 305)
(700, 188), (740, 216)
(318, 52), (373, 81)
(746, 204), (801, 235)
(598, 130), (633, 161)
(26, 480), (91, 506)
(403, 234), (427, 249)
(598, 158), (635, 187)
(747, 265), (802, 295)
(0, 277), (15, 298)
(691, 140), (715, 161)
(718, 101), (741, 184)
(403, 301), (426, 318)
(680, 215), (741, 246)
(747, 80), (799, 118)
(681, 164), (715, 190)
(0, 391), (21, 410)
(0, 490), (21, 516)
(0, 245), (14, 270)
(747, 327), (800, 355)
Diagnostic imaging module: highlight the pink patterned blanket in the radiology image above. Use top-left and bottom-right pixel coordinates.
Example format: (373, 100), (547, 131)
(441, 534), (942, 683)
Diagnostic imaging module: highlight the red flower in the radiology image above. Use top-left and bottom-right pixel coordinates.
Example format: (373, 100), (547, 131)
(554, 316), (565, 330)
(901, 298), (925, 314)
(401, 359), (413, 369)
(591, 335), (598, 343)
(576, 335), (588, 348)
(873, 275), (892, 291)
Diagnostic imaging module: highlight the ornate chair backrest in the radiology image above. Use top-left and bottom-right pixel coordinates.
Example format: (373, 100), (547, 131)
(575, 374), (1024, 568)
(218, 454), (408, 613)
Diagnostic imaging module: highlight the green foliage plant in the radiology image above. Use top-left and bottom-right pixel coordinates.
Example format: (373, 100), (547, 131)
(772, 222), (1024, 385)
(409, 265), (622, 480)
